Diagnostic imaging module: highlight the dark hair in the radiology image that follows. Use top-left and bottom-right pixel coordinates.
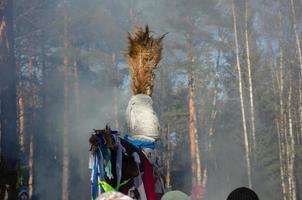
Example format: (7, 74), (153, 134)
(227, 187), (259, 200)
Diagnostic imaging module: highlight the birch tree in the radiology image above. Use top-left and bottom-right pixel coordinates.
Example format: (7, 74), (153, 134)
(232, 0), (252, 188)
(276, 5), (287, 199)
(289, 0), (302, 141)
(245, 0), (256, 151)
(286, 78), (297, 200)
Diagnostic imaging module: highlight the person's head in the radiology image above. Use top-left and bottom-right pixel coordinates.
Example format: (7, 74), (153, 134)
(227, 187), (259, 200)
(161, 191), (190, 200)
(18, 186), (29, 200)
(97, 192), (133, 200)
(20, 192), (28, 200)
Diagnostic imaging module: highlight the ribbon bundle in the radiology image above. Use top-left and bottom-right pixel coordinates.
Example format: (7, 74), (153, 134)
(90, 130), (124, 200)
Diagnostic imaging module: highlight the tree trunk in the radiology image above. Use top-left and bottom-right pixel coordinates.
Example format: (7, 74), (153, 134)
(204, 43), (221, 189)
(111, 52), (119, 130)
(62, 1), (70, 200)
(276, 8), (287, 199)
(72, 60), (86, 199)
(196, 134), (202, 186)
(208, 86), (217, 151)
(290, 0), (302, 144)
(28, 55), (34, 198)
(73, 61), (80, 121)
(277, 41), (287, 200)
(232, 0), (252, 188)
(185, 32), (201, 187)
(18, 94), (25, 150)
(287, 83), (297, 200)
(284, 111), (291, 200)
(275, 85), (287, 200)
(188, 59), (198, 187)
(17, 61), (25, 153)
(0, 0), (18, 199)
(245, 0), (256, 151)
(202, 79), (217, 189)
(0, 0), (19, 200)
(165, 124), (171, 190)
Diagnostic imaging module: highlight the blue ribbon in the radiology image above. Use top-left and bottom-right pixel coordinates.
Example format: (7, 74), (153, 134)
(124, 135), (156, 149)
(90, 129), (120, 199)
(91, 147), (105, 199)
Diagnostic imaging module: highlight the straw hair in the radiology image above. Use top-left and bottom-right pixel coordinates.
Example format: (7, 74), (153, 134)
(126, 26), (165, 96)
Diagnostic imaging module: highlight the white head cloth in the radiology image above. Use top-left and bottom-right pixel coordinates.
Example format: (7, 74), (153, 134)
(126, 94), (160, 140)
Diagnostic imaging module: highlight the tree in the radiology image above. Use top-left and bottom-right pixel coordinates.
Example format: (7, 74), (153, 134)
(289, 0), (302, 142)
(232, 0), (252, 188)
(62, 1), (70, 200)
(0, 0), (19, 199)
(245, 0), (256, 151)
(185, 30), (201, 187)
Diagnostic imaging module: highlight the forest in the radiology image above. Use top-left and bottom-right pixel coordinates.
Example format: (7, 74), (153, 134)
(1, 0), (302, 199)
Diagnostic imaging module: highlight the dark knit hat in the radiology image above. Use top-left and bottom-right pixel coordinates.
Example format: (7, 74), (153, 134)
(227, 187), (259, 200)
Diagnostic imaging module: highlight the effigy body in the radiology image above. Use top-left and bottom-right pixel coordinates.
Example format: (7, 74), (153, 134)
(124, 26), (166, 199)
(89, 26), (165, 200)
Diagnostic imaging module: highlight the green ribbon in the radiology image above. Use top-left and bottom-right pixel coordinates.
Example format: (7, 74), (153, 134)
(97, 179), (130, 192)
(98, 181), (116, 192)
(104, 148), (113, 179)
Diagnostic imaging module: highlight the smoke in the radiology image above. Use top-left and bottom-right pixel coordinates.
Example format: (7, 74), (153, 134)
(14, 0), (288, 199)
(33, 65), (131, 199)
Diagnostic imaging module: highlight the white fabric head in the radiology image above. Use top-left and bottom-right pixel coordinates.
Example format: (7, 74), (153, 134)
(126, 94), (160, 139)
